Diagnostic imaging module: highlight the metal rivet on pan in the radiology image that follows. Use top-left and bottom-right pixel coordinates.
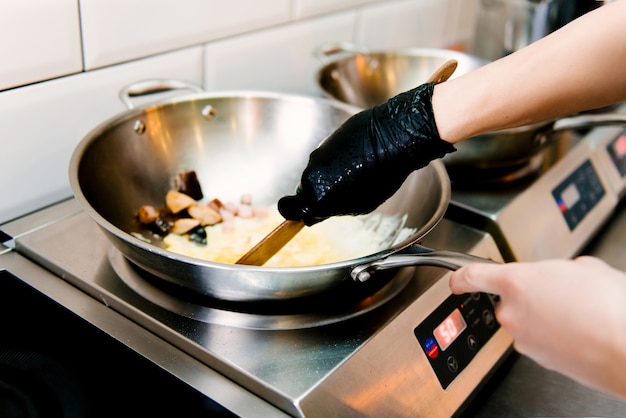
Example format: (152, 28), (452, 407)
(201, 105), (217, 120)
(133, 120), (146, 135)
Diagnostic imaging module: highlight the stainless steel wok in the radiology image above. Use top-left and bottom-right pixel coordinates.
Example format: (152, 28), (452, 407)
(315, 45), (626, 170)
(315, 45), (485, 109)
(69, 80), (490, 302)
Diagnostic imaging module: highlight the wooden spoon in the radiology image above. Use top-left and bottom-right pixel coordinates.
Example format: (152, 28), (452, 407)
(235, 218), (306, 265)
(235, 59), (459, 266)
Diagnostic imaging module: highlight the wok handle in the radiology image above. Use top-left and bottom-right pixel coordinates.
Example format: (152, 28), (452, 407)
(313, 42), (369, 63)
(119, 79), (205, 109)
(535, 112), (626, 147)
(551, 112), (626, 131)
(350, 244), (498, 283)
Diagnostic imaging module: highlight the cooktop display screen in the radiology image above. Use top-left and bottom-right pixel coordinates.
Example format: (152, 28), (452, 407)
(607, 131), (626, 177)
(414, 293), (499, 389)
(552, 160), (605, 231)
(433, 308), (467, 351)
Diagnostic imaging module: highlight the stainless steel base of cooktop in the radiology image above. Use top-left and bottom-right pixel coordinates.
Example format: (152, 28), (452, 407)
(1, 198), (512, 417)
(447, 125), (626, 262)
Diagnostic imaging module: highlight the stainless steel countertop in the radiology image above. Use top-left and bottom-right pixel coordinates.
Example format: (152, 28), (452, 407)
(464, 199), (626, 417)
(584, 198), (626, 271)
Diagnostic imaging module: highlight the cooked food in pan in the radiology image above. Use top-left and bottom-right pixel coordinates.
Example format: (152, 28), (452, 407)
(135, 170), (416, 267)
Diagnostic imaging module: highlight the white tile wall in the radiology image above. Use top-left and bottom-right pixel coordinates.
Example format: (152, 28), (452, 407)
(0, 47), (203, 223)
(0, 0), (478, 223)
(203, 11), (357, 96)
(356, 0), (448, 49)
(79, 0), (291, 70)
(292, 0), (379, 19)
(444, 0), (481, 49)
(0, 0), (82, 91)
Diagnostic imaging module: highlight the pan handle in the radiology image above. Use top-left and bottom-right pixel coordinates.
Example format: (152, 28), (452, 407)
(534, 112), (626, 148)
(119, 79), (205, 109)
(313, 42), (369, 63)
(551, 112), (626, 131)
(350, 244), (498, 283)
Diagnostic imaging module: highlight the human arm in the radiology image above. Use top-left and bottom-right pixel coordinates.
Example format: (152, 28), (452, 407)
(433, 0), (626, 143)
(279, 1), (626, 224)
(448, 256), (626, 400)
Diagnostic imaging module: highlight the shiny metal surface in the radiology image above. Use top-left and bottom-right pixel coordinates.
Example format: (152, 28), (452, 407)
(466, 352), (626, 417)
(472, 0), (604, 61)
(351, 243), (498, 282)
(584, 197), (626, 271)
(0, 251), (285, 417)
(118, 78), (205, 109)
(69, 89), (452, 301)
(4, 98), (624, 418)
(467, 194), (626, 416)
(586, 125), (626, 199)
(2, 198), (511, 417)
(449, 112), (626, 171)
(457, 127), (626, 417)
(448, 125), (624, 262)
(315, 46), (485, 109)
(107, 245), (414, 330)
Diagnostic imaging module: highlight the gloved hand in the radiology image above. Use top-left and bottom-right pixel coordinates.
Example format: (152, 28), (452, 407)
(278, 82), (456, 225)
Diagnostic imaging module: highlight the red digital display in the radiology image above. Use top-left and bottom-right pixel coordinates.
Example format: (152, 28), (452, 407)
(613, 134), (626, 157)
(433, 308), (467, 351)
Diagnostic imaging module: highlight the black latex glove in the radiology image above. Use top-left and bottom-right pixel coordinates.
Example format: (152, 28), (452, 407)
(278, 82), (456, 226)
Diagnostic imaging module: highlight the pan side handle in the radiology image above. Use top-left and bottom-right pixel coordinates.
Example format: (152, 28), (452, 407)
(119, 79), (205, 109)
(535, 112), (626, 148)
(312, 42), (369, 63)
(350, 244), (498, 283)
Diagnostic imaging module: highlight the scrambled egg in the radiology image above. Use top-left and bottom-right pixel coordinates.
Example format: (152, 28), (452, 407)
(163, 210), (415, 267)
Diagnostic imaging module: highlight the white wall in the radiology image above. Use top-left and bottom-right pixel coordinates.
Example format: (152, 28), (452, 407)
(0, 0), (479, 223)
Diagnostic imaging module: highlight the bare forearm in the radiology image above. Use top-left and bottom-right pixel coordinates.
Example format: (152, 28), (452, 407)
(433, 0), (626, 144)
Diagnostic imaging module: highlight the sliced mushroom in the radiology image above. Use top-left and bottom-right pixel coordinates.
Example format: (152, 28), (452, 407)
(174, 169), (203, 200)
(165, 190), (196, 214)
(188, 204), (222, 226)
(171, 218), (201, 235)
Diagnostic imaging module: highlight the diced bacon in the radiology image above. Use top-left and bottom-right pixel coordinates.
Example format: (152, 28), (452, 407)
(240, 193), (253, 206)
(221, 220), (235, 233)
(237, 204), (253, 219)
(137, 205), (159, 224)
(252, 205), (269, 219)
(219, 208), (235, 223)
(207, 198), (225, 212)
(223, 201), (238, 215)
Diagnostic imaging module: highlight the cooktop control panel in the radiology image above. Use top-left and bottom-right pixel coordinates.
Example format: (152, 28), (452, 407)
(414, 292), (500, 389)
(587, 125), (626, 199)
(551, 160), (606, 231)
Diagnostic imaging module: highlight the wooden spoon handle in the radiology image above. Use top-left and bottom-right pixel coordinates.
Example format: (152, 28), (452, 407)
(235, 219), (305, 265)
(425, 59), (458, 84)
